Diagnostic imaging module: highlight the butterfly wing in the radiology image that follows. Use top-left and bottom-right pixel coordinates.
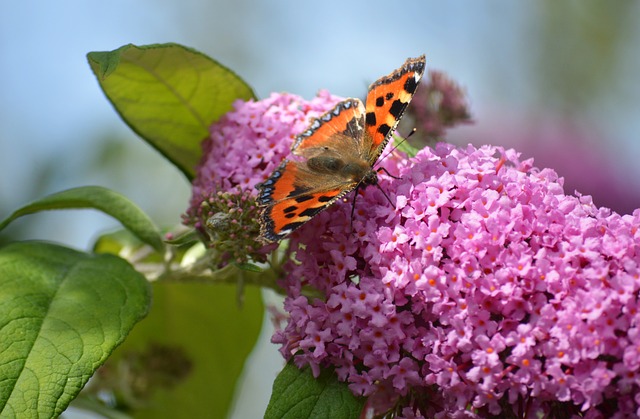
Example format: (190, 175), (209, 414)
(364, 55), (426, 164)
(257, 99), (367, 242)
(292, 98), (366, 157)
(257, 160), (349, 242)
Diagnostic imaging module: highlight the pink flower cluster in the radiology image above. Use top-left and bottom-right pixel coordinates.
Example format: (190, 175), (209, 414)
(184, 90), (640, 417)
(272, 143), (640, 417)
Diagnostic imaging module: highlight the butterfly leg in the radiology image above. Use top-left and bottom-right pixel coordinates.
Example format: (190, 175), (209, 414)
(350, 183), (395, 232)
(375, 183), (396, 208)
(376, 166), (401, 180)
(349, 183), (362, 233)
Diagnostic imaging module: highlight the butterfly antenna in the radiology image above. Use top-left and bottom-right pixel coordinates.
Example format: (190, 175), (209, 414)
(376, 166), (401, 180)
(376, 128), (417, 166)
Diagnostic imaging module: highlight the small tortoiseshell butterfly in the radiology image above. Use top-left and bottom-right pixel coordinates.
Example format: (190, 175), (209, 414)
(257, 55), (426, 242)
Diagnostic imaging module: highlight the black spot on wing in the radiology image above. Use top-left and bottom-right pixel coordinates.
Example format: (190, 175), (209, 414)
(375, 96), (384, 107)
(283, 205), (297, 213)
(288, 184), (313, 200)
(299, 206), (324, 218)
(318, 195), (333, 203)
(365, 112), (376, 126)
(281, 221), (305, 233)
(377, 124), (391, 137)
(404, 74), (418, 94)
(294, 194), (314, 203)
(388, 99), (406, 118)
(385, 92), (394, 100)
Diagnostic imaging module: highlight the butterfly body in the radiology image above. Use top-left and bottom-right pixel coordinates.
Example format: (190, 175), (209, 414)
(257, 56), (426, 242)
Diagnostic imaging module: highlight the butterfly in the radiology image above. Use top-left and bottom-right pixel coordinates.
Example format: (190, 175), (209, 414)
(257, 55), (426, 242)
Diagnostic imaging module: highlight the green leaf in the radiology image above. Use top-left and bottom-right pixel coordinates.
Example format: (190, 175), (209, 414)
(87, 43), (256, 179)
(100, 282), (264, 418)
(0, 186), (164, 253)
(265, 363), (365, 419)
(0, 241), (151, 418)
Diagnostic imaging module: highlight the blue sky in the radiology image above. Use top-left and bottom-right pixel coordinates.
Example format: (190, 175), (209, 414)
(2, 2), (639, 249)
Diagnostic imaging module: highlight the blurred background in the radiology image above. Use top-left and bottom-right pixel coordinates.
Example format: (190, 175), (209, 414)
(1, 1), (639, 417)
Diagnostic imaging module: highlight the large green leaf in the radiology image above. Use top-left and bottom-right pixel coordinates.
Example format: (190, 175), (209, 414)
(0, 241), (151, 418)
(87, 43), (256, 179)
(265, 363), (365, 419)
(0, 186), (164, 253)
(100, 281), (264, 418)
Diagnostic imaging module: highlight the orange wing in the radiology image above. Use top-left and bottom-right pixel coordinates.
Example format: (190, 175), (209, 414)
(257, 160), (346, 242)
(257, 99), (367, 242)
(364, 55), (426, 163)
(292, 98), (366, 156)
